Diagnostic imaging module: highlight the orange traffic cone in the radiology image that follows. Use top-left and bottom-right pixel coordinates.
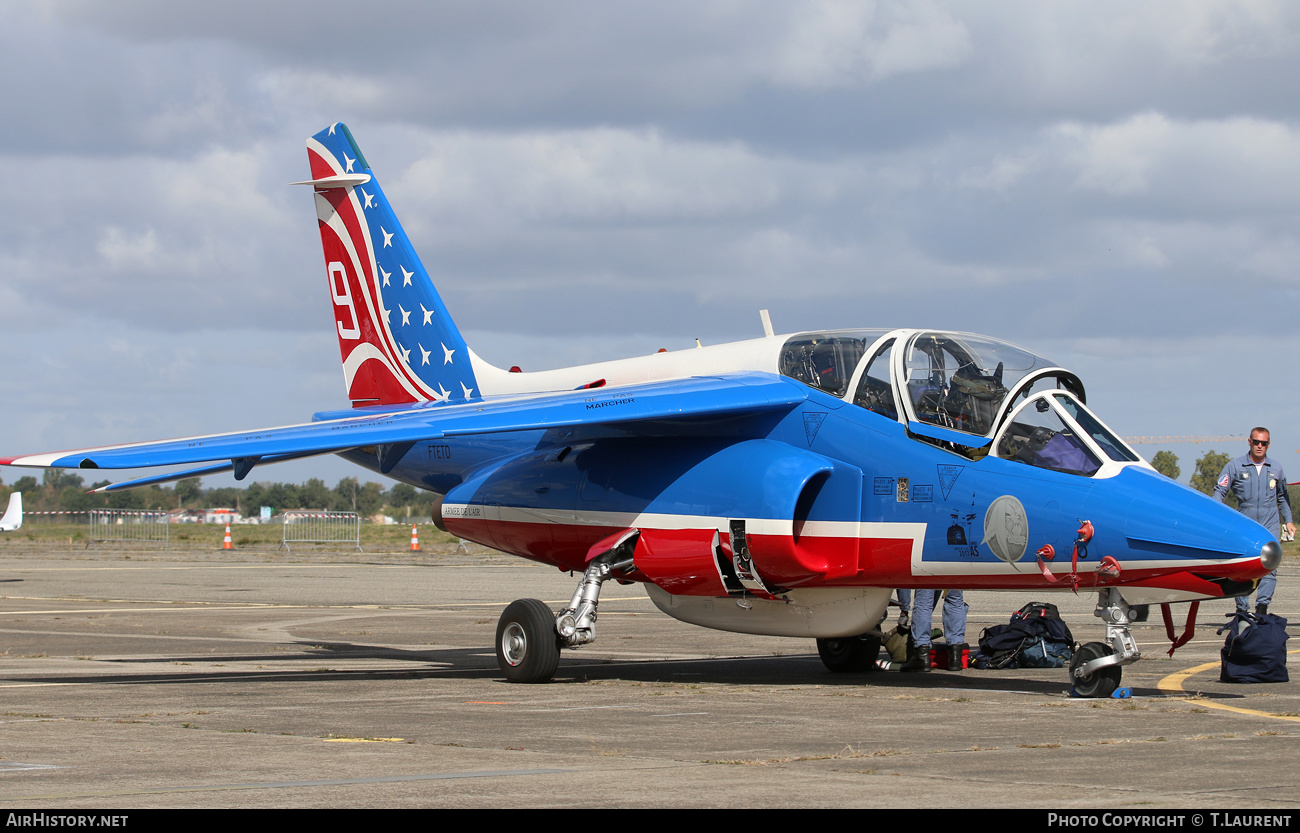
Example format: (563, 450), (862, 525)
(222, 524), (234, 550)
(410, 524), (420, 552)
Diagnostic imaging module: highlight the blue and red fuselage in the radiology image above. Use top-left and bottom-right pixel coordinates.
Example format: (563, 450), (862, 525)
(331, 380), (1274, 607)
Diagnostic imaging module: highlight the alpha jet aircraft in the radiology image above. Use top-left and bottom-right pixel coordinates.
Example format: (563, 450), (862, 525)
(1, 124), (1279, 696)
(0, 493), (21, 532)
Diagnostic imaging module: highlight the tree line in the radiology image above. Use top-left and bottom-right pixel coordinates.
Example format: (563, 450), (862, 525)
(0, 470), (437, 521)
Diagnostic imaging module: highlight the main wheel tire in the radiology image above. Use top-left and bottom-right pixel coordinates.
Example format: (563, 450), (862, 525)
(816, 634), (882, 673)
(496, 598), (561, 684)
(1070, 641), (1122, 698)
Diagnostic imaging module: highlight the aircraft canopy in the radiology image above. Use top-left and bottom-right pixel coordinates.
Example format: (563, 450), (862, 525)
(780, 328), (1138, 476)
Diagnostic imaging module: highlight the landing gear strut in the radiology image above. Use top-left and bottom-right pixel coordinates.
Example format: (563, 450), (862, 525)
(1071, 587), (1141, 697)
(494, 532), (637, 683)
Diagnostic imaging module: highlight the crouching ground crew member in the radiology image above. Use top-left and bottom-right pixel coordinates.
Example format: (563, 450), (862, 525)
(905, 589), (968, 671)
(1215, 427), (1295, 615)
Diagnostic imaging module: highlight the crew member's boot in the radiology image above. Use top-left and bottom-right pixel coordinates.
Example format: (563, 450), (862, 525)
(904, 643), (931, 672)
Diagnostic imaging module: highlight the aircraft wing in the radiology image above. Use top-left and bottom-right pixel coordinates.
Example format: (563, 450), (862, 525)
(86, 451), (343, 493)
(1, 372), (806, 479)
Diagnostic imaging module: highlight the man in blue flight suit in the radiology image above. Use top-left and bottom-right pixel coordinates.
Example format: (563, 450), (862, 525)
(1215, 427), (1295, 615)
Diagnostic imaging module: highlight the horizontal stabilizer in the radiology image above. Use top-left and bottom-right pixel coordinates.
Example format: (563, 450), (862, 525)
(2, 372), (806, 474)
(289, 173), (372, 189)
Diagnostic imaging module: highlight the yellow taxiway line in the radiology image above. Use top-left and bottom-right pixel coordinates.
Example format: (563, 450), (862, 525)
(1158, 650), (1300, 722)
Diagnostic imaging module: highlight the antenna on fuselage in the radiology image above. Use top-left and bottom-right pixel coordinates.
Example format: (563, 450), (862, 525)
(759, 309), (774, 338)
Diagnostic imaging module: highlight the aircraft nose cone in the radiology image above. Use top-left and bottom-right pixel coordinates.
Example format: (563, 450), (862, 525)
(1261, 540), (1282, 571)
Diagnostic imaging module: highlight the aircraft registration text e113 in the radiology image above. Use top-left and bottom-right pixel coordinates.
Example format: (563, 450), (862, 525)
(1, 123), (1280, 693)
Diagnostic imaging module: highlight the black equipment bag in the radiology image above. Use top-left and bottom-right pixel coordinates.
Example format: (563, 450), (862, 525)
(1012, 602), (1074, 645)
(976, 603), (1074, 669)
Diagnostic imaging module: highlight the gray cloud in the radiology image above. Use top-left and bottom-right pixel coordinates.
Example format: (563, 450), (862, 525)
(4, 0), (1300, 488)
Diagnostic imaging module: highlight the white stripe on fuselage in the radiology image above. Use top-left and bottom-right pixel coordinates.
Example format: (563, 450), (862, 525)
(445, 503), (915, 539)
(442, 503), (1256, 577)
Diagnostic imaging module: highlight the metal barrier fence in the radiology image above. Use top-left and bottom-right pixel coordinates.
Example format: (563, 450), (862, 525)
(279, 511), (362, 552)
(88, 509), (169, 548)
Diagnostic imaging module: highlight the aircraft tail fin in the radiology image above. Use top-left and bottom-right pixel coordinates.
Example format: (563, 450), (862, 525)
(0, 492), (21, 532)
(303, 123), (482, 407)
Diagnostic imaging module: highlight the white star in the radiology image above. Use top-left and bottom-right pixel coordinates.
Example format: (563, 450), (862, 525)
(460, 381), (474, 398)
(398, 343), (410, 364)
(379, 266), (391, 287)
(437, 383), (450, 400)
(441, 343), (455, 365)
(381, 227), (393, 247)
(419, 344), (431, 365)
(399, 304), (411, 326)
(361, 189), (375, 209)
(328, 123), (337, 135)
(344, 154), (355, 173)
(401, 265), (413, 286)
(382, 305), (391, 325)
(420, 304), (434, 325)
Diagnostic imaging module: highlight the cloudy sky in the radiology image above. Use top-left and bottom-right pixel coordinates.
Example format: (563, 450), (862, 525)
(2, 0), (1298, 490)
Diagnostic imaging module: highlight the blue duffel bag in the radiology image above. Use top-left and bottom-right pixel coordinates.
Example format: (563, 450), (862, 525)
(1218, 611), (1289, 684)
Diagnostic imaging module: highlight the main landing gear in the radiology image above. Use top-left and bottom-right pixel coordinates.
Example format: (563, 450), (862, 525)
(494, 534), (637, 683)
(816, 634), (883, 673)
(496, 599), (561, 684)
(1071, 587), (1141, 697)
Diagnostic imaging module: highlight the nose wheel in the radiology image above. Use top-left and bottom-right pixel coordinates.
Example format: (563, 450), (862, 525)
(1070, 587), (1141, 697)
(1070, 641), (1122, 698)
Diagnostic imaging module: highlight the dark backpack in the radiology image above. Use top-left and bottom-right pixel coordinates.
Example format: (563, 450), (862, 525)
(976, 603), (1074, 669)
(1219, 611), (1289, 683)
(1012, 602), (1074, 645)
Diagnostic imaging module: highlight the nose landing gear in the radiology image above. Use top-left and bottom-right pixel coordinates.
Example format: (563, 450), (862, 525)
(1071, 587), (1141, 697)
